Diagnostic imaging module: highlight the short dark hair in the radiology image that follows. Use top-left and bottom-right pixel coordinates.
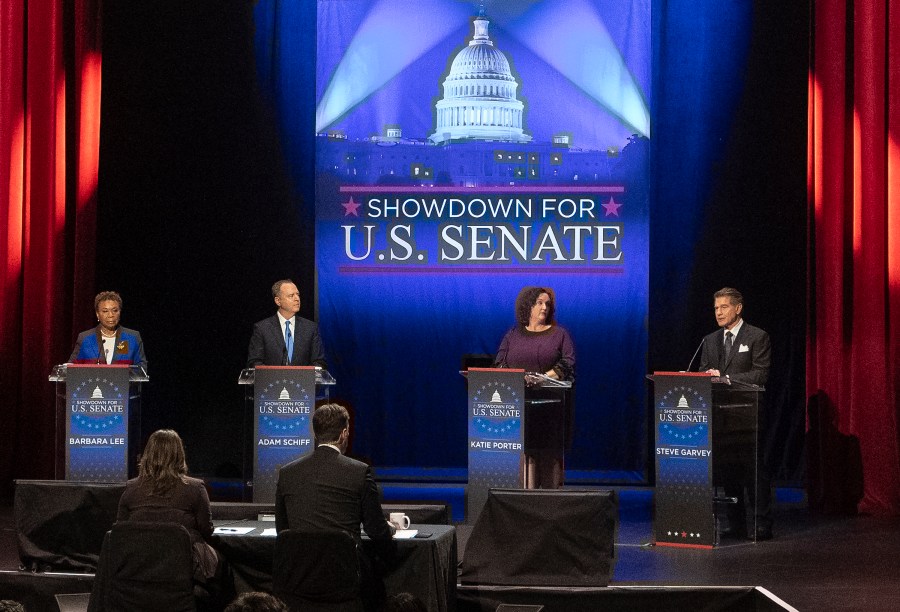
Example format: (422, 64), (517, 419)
(514, 286), (556, 326)
(94, 291), (122, 311)
(313, 403), (349, 444)
(713, 287), (743, 306)
(383, 592), (428, 612)
(271, 279), (295, 299)
(224, 592), (288, 612)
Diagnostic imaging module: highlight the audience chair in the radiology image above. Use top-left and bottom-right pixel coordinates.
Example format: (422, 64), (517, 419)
(272, 530), (363, 612)
(87, 522), (197, 612)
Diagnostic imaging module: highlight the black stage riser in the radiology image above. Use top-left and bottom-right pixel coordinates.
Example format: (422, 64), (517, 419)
(0, 576), (793, 612)
(456, 586), (792, 612)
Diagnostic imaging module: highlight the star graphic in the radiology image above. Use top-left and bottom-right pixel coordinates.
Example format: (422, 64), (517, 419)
(602, 197), (622, 217)
(341, 196), (361, 217)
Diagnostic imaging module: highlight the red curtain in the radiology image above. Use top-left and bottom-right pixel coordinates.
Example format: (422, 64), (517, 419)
(0, 0), (101, 495)
(808, 0), (900, 516)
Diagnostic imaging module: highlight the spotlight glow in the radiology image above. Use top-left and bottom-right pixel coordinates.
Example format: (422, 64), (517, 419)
(316, 0), (470, 133)
(505, 0), (650, 137)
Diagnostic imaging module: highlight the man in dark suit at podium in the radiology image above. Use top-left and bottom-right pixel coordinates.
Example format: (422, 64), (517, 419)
(246, 279), (327, 368)
(275, 403), (395, 610)
(698, 287), (773, 540)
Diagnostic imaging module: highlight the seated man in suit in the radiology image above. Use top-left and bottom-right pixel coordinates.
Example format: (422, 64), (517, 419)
(698, 287), (773, 540)
(275, 403), (396, 610)
(246, 279), (327, 368)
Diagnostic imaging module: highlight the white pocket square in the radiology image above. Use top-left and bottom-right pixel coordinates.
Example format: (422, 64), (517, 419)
(738, 344), (750, 352)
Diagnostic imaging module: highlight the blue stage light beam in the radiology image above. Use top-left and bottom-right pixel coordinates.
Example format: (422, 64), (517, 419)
(505, 0), (650, 138)
(315, 0), (471, 133)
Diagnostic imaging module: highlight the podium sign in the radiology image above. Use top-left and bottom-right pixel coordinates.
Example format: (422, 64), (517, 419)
(651, 372), (715, 548)
(253, 366), (316, 502)
(65, 365), (131, 481)
(466, 368), (525, 522)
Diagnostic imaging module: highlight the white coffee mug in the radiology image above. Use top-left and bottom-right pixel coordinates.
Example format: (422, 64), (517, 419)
(389, 512), (411, 530)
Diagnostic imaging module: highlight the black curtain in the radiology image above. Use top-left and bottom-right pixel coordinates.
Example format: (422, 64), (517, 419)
(99, 0), (312, 475)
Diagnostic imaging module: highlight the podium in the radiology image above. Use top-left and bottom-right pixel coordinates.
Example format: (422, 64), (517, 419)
(238, 366), (336, 502)
(50, 363), (149, 482)
(464, 368), (572, 523)
(648, 372), (762, 548)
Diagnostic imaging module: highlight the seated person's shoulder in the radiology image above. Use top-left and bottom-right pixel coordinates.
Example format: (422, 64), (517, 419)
(182, 476), (207, 490)
(335, 452), (366, 466)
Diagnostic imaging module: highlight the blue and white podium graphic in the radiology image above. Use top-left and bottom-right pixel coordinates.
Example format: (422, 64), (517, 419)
(466, 368), (525, 522)
(253, 366), (316, 503)
(65, 365), (130, 482)
(651, 372), (715, 549)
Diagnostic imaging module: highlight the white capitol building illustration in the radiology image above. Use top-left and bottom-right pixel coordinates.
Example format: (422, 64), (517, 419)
(429, 12), (531, 145)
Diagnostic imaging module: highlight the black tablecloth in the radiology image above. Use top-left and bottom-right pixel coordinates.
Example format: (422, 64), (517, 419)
(215, 522), (457, 612)
(14, 480), (126, 572)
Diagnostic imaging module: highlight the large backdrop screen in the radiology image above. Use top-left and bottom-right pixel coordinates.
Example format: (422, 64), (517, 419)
(303, 0), (649, 474)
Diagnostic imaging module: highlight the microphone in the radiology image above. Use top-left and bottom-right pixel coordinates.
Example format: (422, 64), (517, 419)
(282, 346), (288, 366)
(685, 338), (705, 372)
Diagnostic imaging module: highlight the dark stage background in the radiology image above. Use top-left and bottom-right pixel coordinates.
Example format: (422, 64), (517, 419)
(91, 0), (807, 483)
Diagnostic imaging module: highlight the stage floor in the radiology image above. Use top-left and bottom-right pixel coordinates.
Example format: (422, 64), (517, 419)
(1, 488), (898, 611)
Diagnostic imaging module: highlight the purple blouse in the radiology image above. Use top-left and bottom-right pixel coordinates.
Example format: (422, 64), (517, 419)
(494, 325), (575, 380)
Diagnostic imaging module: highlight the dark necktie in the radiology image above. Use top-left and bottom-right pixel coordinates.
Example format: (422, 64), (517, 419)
(285, 321), (294, 362)
(724, 330), (733, 362)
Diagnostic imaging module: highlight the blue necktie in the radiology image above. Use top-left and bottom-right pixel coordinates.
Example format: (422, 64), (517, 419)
(285, 320), (294, 363)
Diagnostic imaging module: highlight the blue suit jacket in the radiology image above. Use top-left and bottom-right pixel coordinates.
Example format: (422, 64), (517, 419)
(68, 326), (148, 370)
(246, 315), (327, 368)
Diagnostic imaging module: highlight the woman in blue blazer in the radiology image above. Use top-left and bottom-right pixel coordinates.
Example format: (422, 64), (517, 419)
(69, 291), (147, 370)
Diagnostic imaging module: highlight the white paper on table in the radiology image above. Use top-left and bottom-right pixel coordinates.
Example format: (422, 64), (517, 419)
(393, 529), (418, 539)
(213, 526), (255, 535)
(260, 528), (278, 537)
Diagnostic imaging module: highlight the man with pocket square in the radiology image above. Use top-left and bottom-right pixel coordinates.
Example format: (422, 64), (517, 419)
(698, 287), (773, 540)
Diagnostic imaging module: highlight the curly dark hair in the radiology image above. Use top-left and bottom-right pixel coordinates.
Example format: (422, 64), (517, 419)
(514, 286), (556, 327)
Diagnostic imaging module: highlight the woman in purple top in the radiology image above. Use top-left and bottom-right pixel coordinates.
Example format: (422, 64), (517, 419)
(494, 287), (575, 489)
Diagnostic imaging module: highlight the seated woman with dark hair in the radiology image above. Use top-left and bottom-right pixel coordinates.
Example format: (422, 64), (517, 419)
(116, 429), (228, 601)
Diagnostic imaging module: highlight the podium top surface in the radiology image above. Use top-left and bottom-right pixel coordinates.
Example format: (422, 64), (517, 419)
(49, 363), (149, 382)
(238, 367), (336, 386)
(646, 371), (764, 392)
(460, 369), (572, 389)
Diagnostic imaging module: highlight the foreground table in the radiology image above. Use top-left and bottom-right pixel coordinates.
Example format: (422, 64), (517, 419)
(215, 522), (457, 612)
